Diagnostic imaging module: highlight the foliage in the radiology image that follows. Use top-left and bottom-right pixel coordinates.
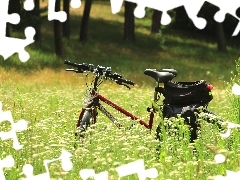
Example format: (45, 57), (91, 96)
(226, 57), (240, 124)
(170, 3), (239, 39)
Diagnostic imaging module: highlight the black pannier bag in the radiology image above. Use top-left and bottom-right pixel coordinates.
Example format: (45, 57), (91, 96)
(156, 104), (201, 143)
(163, 80), (213, 105)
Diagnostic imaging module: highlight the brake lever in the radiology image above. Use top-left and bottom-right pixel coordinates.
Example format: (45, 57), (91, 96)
(123, 84), (131, 90)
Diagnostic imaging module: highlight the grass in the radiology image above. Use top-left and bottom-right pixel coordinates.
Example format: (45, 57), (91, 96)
(1, 1), (240, 179)
(1, 1), (239, 88)
(0, 67), (239, 180)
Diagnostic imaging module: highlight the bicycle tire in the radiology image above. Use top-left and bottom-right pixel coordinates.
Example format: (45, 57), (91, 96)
(79, 109), (92, 132)
(74, 109), (93, 148)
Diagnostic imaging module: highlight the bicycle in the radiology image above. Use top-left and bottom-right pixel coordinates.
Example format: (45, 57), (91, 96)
(64, 60), (224, 144)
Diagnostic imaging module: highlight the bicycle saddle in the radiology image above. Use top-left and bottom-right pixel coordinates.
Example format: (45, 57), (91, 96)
(157, 69), (177, 77)
(144, 69), (176, 83)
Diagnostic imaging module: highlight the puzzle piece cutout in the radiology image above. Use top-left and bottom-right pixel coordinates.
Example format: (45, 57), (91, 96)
(0, 155), (14, 180)
(212, 151), (238, 179)
(79, 169), (108, 180)
(116, 159), (158, 180)
(198, 1), (240, 37)
(22, 149), (73, 179)
(214, 154), (226, 164)
(208, 0), (240, 23)
(220, 122), (240, 138)
(24, 0), (35, 11)
(210, 83), (240, 179)
(0, 0), (82, 62)
(80, 159), (158, 179)
(213, 152), (240, 179)
(0, 0), (36, 62)
(215, 170), (240, 180)
(232, 83), (240, 95)
(48, 0), (81, 22)
(0, 102), (28, 150)
(110, 0), (240, 36)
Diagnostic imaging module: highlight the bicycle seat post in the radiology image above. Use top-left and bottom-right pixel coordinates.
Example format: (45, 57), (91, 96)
(154, 82), (160, 101)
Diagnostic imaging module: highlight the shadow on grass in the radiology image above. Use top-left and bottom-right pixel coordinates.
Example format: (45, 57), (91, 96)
(0, 13), (160, 70)
(0, 3), (239, 86)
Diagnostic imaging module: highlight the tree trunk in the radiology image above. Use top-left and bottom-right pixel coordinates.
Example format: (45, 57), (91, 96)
(34, 0), (41, 45)
(151, 10), (162, 34)
(79, 0), (93, 42)
(63, 0), (70, 38)
(6, 24), (11, 37)
(124, 1), (135, 41)
(54, 0), (63, 56)
(216, 22), (227, 52)
(8, 0), (21, 31)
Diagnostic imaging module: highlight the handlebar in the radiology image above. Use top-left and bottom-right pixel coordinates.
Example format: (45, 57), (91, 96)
(64, 60), (135, 88)
(64, 60), (94, 73)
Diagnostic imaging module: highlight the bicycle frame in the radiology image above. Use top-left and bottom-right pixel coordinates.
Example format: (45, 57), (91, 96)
(76, 88), (158, 133)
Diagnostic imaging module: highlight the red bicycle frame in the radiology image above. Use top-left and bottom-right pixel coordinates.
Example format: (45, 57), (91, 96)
(76, 88), (157, 132)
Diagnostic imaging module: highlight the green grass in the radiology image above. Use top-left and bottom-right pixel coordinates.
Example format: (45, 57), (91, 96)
(0, 69), (239, 180)
(1, 1), (240, 179)
(1, 1), (239, 88)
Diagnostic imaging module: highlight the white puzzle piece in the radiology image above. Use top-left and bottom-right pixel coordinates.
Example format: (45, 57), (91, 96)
(110, 0), (240, 36)
(0, 155), (14, 180)
(22, 149), (73, 180)
(0, 102), (28, 150)
(0, 0), (35, 62)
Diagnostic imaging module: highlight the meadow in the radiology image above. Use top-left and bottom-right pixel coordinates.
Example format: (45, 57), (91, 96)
(0, 66), (239, 180)
(1, 1), (240, 179)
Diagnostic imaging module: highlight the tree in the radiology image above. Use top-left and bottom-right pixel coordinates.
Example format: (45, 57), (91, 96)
(8, 0), (22, 32)
(7, 0), (41, 44)
(33, 0), (41, 45)
(124, 1), (135, 41)
(79, 0), (93, 42)
(216, 22), (227, 52)
(6, 23), (11, 37)
(63, 0), (70, 38)
(54, 0), (63, 56)
(151, 10), (162, 34)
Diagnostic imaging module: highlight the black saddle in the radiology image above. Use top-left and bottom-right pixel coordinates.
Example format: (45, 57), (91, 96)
(144, 69), (177, 83)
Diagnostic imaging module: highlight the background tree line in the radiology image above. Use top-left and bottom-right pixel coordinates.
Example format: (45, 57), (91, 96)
(7, 0), (240, 57)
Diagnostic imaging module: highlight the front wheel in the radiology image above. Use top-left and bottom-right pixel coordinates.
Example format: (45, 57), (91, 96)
(74, 109), (93, 148)
(79, 109), (93, 133)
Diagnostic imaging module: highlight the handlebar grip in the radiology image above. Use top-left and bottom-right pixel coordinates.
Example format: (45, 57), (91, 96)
(64, 60), (81, 68)
(128, 80), (135, 85)
(66, 69), (75, 71)
(65, 60), (94, 72)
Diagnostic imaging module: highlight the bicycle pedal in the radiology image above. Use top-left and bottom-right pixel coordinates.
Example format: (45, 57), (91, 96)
(147, 107), (155, 112)
(147, 107), (151, 112)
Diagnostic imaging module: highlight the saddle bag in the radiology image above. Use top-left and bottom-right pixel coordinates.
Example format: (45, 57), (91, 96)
(163, 80), (213, 105)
